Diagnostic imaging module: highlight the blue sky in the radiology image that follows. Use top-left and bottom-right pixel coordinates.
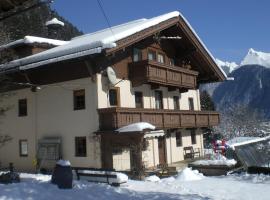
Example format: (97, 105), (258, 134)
(52, 0), (270, 63)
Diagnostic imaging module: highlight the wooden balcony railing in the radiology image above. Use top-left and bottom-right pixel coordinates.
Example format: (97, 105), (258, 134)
(98, 107), (220, 131)
(129, 60), (199, 89)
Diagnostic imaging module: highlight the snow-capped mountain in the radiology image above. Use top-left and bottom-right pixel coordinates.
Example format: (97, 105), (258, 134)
(216, 48), (270, 75)
(202, 49), (270, 119)
(215, 58), (239, 74)
(241, 48), (270, 68)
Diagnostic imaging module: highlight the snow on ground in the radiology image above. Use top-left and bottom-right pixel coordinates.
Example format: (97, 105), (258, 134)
(0, 169), (270, 200)
(192, 154), (237, 166)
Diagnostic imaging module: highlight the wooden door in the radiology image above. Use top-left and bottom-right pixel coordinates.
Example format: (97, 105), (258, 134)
(158, 137), (166, 164)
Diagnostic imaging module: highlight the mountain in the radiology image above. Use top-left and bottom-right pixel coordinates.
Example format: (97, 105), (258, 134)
(202, 49), (270, 119)
(241, 48), (270, 68)
(215, 58), (239, 74)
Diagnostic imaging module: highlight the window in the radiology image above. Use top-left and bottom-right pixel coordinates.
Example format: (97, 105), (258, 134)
(173, 96), (180, 110)
(157, 53), (165, 64)
(148, 50), (156, 61)
(109, 88), (120, 106)
(74, 89), (85, 110)
(188, 98), (194, 111)
(169, 58), (175, 66)
(155, 90), (163, 109)
(18, 99), (27, 117)
(19, 140), (28, 157)
(135, 91), (143, 108)
(175, 132), (182, 147)
(191, 130), (197, 145)
(75, 137), (87, 157)
(133, 48), (142, 62)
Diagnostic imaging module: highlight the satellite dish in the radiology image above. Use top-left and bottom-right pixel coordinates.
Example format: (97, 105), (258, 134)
(106, 67), (118, 85)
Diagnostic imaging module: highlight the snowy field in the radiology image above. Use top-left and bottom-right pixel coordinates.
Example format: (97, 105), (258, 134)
(0, 168), (270, 200)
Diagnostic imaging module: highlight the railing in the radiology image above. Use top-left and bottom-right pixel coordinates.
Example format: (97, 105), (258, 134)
(98, 107), (220, 131)
(129, 60), (198, 89)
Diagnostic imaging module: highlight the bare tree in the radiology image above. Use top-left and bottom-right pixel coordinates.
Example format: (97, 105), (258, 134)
(215, 104), (268, 140)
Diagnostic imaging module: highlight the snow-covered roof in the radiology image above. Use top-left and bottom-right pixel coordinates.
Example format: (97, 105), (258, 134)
(0, 11), (226, 79)
(46, 18), (65, 27)
(0, 36), (69, 51)
(116, 122), (155, 133)
(228, 136), (270, 150)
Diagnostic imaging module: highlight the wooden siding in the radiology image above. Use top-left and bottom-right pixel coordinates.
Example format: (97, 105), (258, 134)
(98, 107), (220, 131)
(129, 60), (198, 89)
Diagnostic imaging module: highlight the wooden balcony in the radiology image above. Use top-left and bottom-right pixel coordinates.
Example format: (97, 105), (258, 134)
(98, 107), (220, 131)
(129, 60), (198, 89)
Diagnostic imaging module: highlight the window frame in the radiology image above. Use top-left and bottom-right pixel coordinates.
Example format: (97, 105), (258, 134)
(173, 96), (180, 110)
(154, 90), (164, 109)
(73, 89), (86, 110)
(134, 91), (144, 108)
(147, 49), (156, 61)
(18, 98), (27, 117)
(157, 52), (165, 64)
(191, 130), (197, 145)
(75, 136), (87, 157)
(133, 48), (143, 62)
(188, 97), (194, 111)
(19, 139), (28, 157)
(109, 87), (120, 107)
(175, 132), (183, 147)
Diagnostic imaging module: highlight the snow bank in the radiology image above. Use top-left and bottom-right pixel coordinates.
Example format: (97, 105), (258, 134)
(56, 160), (71, 167)
(192, 156), (237, 167)
(176, 168), (204, 181)
(116, 122), (155, 133)
(145, 175), (160, 182)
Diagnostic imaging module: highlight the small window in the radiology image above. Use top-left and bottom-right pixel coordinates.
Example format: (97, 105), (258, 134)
(74, 89), (85, 110)
(109, 88), (120, 106)
(75, 137), (87, 157)
(133, 48), (142, 62)
(148, 50), (156, 61)
(19, 140), (28, 157)
(173, 96), (180, 110)
(18, 99), (27, 117)
(191, 130), (197, 145)
(169, 58), (175, 66)
(188, 98), (194, 111)
(135, 91), (143, 108)
(157, 53), (165, 64)
(175, 132), (182, 147)
(155, 90), (163, 109)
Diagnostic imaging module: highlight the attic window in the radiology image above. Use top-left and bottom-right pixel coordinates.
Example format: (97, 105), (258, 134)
(148, 50), (156, 61)
(74, 89), (85, 110)
(133, 48), (142, 62)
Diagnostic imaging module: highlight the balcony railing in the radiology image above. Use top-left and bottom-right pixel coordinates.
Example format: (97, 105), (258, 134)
(98, 107), (220, 131)
(129, 60), (199, 89)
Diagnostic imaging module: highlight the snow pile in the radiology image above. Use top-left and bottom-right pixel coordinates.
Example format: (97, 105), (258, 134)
(176, 168), (204, 181)
(56, 160), (71, 167)
(192, 155), (237, 166)
(216, 58), (239, 73)
(116, 122), (155, 133)
(241, 48), (270, 68)
(46, 18), (65, 27)
(144, 175), (160, 182)
(0, 36), (68, 51)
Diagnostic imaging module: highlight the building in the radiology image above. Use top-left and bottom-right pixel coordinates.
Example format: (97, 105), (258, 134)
(0, 11), (226, 172)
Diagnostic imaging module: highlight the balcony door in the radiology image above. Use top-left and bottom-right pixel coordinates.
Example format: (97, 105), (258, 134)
(155, 90), (163, 109)
(158, 137), (166, 164)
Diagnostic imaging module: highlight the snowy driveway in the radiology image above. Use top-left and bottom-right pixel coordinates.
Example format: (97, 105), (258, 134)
(0, 172), (269, 200)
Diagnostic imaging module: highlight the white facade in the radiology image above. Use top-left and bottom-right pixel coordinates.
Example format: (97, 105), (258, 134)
(0, 73), (204, 172)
